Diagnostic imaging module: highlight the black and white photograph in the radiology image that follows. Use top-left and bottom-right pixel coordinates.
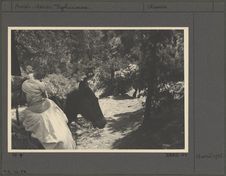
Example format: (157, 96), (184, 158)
(8, 27), (188, 152)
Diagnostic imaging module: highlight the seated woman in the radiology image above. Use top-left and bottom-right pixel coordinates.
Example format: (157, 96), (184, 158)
(20, 79), (76, 149)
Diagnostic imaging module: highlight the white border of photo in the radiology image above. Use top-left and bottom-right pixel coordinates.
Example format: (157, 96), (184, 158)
(8, 27), (189, 153)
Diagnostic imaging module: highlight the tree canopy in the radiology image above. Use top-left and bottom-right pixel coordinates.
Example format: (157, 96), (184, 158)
(12, 29), (184, 124)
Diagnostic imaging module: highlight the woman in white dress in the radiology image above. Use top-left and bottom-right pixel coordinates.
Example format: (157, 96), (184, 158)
(20, 79), (76, 149)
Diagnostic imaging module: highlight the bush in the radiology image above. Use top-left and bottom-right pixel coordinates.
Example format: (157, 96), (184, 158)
(98, 64), (140, 97)
(152, 81), (184, 113)
(42, 74), (78, 99)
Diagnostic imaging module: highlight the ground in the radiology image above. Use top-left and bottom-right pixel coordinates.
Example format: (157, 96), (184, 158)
(11, 90), (184, 150)
(74, 93), (145, 149)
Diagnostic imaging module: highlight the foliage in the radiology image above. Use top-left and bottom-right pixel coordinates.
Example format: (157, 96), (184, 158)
(12, 29), (184, 125)
(112, 64), (139, 95)
(42, 74), (78, 99)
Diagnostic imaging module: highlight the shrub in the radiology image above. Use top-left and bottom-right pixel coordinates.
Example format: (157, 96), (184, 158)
(42, 74), (78, 99)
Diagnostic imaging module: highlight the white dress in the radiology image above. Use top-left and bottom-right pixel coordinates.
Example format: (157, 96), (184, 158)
(21, 99), (76, 149)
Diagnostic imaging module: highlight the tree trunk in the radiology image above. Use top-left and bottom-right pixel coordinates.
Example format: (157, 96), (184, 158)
(11, 31), (21, 76)
(143, 43), (157, 127)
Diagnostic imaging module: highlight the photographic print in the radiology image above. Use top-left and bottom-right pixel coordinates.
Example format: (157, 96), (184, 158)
(8, 27), (188, 152)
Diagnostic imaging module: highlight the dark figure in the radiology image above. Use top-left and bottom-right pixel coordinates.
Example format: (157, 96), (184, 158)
(132, 73), (146, 98)
(64, 79), (107, 129)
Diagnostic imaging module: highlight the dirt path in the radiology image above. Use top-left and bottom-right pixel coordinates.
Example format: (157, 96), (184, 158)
(11, 93), (184, 150)
(11, 93), (145, 149)
(76, 95), (145, 149)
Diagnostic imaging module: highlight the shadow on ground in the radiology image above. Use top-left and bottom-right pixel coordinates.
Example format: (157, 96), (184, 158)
(107, 109), (144, 134)
(112, 94), (135, 100)
(112, 122), (184, 149)
(111, 105), (184, 149)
